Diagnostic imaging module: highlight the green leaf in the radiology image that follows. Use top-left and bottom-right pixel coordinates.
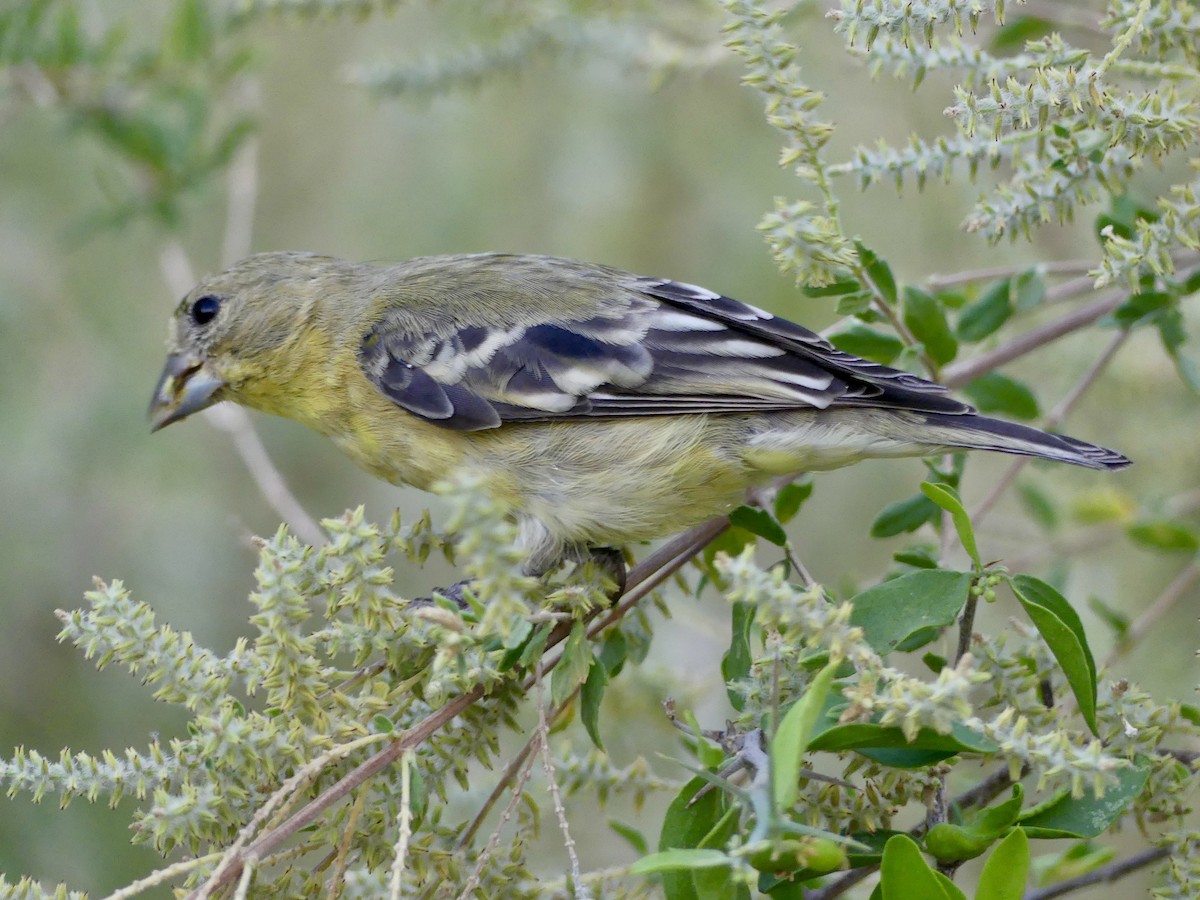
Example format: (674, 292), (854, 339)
(880, 834), (965, 900)
(871, 493), (940, 537)
(610, 819), (648, 856)
(168, 0), (214, 61)
(1127, 520), (1200, 553)
(765, 830), (906, 886)
(1018, 763), (1151, 838)
(849, 570), (972, 654)
(1096, 194), (1160, 243)
(894, 546), (941, 569)
(1110, 290), (1172, 328)
(856, 241), (898, 305)
(1035, 842), (1117, 884)
(774, 480), (814, 524)
(1012, 267), (1046, 312)
(657, 777), (738, 900)
(551, 621), (593, 709)
(903, 286), (958, 365)
(722, 602), (755, 711)
(599, 629), (628, 677)
(809, 720), (997, 758)
(371, 714), (394, 733)
(580, 659), (608, 750)
(1088, 596), (1131, 640)
(772, 661), (838, 811)
(975, 828), (1030, 900)
(631, 849), (732, 874)
(517, 623), (552, 669)
(729, 506), (788, 547)
(990, 16), (1053, 51)
(829, 323), (905, 364)
(803, 278), (862, 297)
(920, 483), (980, 569)
(1017, 482), (1059, 530)
(1009, 575), (1099, 735)
(957, 279), (1013, 342)
(962, 373), (1040, 421)
(925, 786), (1024, 862)
(835, 292), (874, 316)
(683, 709), (727, 769)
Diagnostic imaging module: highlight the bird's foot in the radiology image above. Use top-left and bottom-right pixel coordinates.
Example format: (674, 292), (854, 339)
(579, 546), (627, 601)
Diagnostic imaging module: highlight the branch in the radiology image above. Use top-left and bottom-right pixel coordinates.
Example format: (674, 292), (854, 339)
(971, 328), (1130, 524)
(182, 514), (730, 897)
(157, 249), (325, 546)
(534, 665), (583, 891)
(1003, 487), (1200, 571)
(1022, 846), (1170, 900)
(923, 260), (1096, 291)
(1103, 559), (1200, 669)
(941, 289), (1126, 388)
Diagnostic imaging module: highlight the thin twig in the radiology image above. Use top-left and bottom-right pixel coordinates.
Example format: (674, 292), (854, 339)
(1003, 487), (1200, 572)
(454, 675), (587, 858)
(804, 866), (874, 900)
(189, 733), (390, 900)
(941, 289), (1126, 389)
(1022, 846), (1170, 900)
(157, 241), (326, 546)
(232, 858), (256, 900)
(388, 750), (415, 900)
(971, 328), (1130, 524)
(1104, 560), (1200, 669)
(535, 664), (585, 896)
(221, 81), (261, 267)
(185, 514), (732, 897)
(98, 853), (223, 900)
(955, 595), (978, 665)
(203, 405), (328, 545)
(455, 734), (540, 900)
(923, 260), (1096, 291)
(326, 784), (368, 898)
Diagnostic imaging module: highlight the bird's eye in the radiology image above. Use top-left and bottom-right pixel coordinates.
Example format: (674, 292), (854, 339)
(190, 295), (221, 326)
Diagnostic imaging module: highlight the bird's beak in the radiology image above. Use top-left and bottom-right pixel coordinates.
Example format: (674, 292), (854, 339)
(148, 352), (226, 431)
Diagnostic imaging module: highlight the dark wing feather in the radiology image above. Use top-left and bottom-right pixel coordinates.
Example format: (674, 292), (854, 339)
(359, 265), (972, 431)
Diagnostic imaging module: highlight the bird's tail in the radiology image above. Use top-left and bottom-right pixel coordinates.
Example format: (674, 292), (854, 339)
(918, 412), (1130, 471)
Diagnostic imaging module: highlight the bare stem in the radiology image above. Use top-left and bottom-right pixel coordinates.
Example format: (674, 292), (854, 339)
(157, 241), (326, 547)
(535, 665), (585, 895)
(941, 290), (1125, 389)
(455, 747), (539, 900)
(1004, 488), (1200, 572)
(923, 260), (1096, 291)
(1022, 846), (1169, 900)
(1103, 560), (1200, 669)
(387, 751), (414, 900)
(183, 514), (731, 897)
(971, 328), (1130, 524)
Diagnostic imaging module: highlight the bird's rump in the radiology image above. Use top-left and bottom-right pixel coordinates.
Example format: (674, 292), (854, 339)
(357, 264), (972, 431)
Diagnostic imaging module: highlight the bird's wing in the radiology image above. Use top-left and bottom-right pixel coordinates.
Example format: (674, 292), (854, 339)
(358, 272), (972, 432)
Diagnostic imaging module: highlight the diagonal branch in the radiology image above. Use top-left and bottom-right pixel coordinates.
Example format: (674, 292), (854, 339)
(182, 514), (730, 898)
(1023, 846), (1170, 900)
(941, 289), (1126, 389)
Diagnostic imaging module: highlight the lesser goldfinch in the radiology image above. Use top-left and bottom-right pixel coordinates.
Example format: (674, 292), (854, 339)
(149, 252), (1128, 580)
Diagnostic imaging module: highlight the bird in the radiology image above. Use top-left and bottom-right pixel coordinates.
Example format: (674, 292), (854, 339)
(148, 251), (1129, 592)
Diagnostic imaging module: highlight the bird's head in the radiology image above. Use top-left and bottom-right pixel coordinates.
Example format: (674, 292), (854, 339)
(148, 251), (358, 430)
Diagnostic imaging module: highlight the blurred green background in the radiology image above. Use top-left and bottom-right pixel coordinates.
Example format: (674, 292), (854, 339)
(1, 2), (1196, 895)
